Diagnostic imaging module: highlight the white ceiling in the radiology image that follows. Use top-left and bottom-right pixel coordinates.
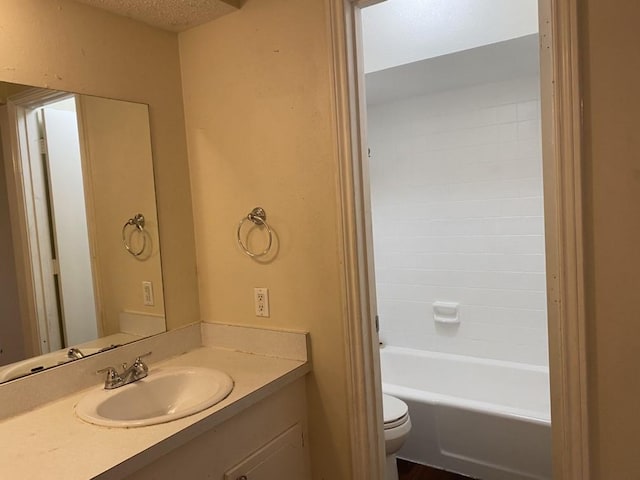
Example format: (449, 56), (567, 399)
(364, 34), (539, 105)
(361, 0), (539, 73)
(73, 0), (241, 32)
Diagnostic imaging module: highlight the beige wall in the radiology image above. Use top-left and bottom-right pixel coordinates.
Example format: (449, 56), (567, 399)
(0, 0), (198, 331)
(78, 96), (165, 334)
(581, 0), (640, 476)
(178, 0), (352, 478)
(6, 1), (640, 478)
(179, 0), (640, 477)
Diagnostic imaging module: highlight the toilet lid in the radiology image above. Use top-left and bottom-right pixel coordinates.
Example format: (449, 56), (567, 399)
(382, 394), (408, 426)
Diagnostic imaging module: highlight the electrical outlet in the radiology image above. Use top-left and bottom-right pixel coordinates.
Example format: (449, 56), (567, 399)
(142, 281), (154, 306)
(254, 287), (270, 317)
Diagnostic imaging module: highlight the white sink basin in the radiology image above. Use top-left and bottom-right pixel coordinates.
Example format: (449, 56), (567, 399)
(75, 366), (234, 428)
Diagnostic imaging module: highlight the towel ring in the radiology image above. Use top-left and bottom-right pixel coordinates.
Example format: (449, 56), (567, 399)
(122, 213), (147, 257)
(237, 207), (273, 258)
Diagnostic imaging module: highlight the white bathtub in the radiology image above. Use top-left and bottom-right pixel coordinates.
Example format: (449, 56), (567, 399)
(380, 346), (551, 480)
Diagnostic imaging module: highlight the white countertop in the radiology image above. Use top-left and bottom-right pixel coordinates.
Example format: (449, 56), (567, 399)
(0, 343), (309, 479)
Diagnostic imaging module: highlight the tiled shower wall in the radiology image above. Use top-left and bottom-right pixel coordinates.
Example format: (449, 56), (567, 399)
(367, 75), (548, 366)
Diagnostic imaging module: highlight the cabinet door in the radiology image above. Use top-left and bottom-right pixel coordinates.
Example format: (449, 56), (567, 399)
(224, 423), (309, 480)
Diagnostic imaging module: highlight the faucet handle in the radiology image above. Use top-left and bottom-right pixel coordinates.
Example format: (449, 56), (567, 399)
(135, 352), (152, 363)
(97, 366), (123, 390)
(128, 352), (151, 381)
(97, 366), (118, 377)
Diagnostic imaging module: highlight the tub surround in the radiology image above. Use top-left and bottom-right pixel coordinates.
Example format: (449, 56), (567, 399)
(0, 323), (310, 479)
(367, 50), (547, 366)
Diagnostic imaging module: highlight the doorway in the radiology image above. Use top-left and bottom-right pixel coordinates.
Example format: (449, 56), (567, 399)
(0, 89), (98, 357)
(329, 0), (589, 478)
(361, 2), (549, 478)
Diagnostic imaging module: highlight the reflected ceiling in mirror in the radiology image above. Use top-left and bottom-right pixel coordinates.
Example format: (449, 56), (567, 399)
(0, 82), (166, 383)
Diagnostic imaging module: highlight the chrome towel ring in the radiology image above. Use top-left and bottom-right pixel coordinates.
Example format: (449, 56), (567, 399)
(122, 213), (147, 257)
(237, 207), (273, 258)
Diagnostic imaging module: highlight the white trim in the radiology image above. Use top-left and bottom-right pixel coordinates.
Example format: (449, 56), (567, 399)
(23, 106), (63, 351)
(540, 0), (590, 478)
(327, 0), (385, 478)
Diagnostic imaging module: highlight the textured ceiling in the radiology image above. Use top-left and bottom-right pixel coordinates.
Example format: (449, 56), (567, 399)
(73, 0), (241, 32)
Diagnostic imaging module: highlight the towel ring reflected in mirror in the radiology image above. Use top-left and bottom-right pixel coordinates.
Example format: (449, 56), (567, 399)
(122, 213), (147, 257)
(237, 207), (273, 258)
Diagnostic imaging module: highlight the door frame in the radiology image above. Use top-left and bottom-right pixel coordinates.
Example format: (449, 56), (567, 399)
(2, 88), (70, 355)
(327, 0), (590, 479)
(2, 88), (100, 354)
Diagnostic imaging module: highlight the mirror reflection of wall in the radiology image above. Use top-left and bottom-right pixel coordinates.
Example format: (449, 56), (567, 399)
(0, 82), (166, 382)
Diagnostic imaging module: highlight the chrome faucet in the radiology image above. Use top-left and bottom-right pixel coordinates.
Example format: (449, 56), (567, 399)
(67, 347), (85, 360)
(97, 352), (152, 390)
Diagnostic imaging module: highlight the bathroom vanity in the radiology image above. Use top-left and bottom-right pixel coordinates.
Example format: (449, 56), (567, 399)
(0, 323), (311, 480)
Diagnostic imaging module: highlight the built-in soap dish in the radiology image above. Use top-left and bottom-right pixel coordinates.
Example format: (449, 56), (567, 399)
(433, 301), (460, 325)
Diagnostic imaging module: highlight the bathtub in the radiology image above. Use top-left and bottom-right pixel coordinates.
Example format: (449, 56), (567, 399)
(380, 346), (551, 480)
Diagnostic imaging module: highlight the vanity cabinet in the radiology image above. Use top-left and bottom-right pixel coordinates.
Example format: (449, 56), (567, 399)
(224, 423), (306, 480)
(125, 379), (310, 480)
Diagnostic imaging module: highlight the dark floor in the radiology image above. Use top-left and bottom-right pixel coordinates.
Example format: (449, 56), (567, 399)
(397, 459), (472, 480)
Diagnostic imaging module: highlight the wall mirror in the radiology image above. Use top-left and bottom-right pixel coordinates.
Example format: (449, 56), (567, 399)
(0, 81), (166, 383)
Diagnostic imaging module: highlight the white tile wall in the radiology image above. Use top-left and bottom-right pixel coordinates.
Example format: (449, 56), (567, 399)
(367, 75), (548, 366)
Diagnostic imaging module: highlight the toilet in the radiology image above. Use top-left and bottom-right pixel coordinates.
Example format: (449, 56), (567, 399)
(382, 393), (412, 480)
